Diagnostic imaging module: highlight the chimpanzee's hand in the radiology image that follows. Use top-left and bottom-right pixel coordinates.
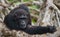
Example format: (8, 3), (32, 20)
(47, 26), (56, 33)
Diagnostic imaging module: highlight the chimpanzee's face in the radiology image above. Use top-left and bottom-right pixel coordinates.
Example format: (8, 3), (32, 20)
(14, 10), (29, 29)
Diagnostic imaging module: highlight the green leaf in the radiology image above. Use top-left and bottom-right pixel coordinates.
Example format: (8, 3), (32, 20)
(24, 0), (30, 2)
(32, 18), (37, 24)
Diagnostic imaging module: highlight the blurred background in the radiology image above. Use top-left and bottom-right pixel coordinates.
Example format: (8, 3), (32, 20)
(0, 0), (60, 37)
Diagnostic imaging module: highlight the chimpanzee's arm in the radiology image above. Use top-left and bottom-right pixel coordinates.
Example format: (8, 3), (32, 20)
(23, 26), (56, 35)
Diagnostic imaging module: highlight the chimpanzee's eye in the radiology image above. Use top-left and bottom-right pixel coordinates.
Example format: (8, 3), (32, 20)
(19, 15), (28, 19)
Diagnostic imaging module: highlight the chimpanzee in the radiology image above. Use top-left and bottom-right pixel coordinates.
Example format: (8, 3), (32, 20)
(4, 4), (56, 35)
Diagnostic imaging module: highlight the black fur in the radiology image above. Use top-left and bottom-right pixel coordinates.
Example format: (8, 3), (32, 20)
(4, 4), (56, 35)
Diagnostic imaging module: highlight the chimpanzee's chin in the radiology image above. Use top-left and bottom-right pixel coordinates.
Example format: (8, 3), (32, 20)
(19, 25), (26, 29)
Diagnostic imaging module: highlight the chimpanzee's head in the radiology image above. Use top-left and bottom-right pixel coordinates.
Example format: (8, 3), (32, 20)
(13, 9), (29, 29)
